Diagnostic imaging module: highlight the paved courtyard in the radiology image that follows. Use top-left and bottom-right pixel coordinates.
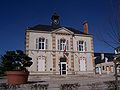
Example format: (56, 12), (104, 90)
(0, 74), (119, 90)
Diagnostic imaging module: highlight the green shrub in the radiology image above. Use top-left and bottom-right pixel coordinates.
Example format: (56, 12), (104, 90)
(0, 50), (33, 73)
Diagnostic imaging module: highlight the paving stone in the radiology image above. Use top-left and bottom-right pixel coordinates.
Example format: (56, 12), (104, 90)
(0, 74), (119, 90)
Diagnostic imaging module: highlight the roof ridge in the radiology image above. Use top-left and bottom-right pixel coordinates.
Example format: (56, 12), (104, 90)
(27, 24), (89, 35)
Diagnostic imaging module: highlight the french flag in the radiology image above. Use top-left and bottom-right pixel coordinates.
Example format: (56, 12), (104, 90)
(63, 46), (69, 64)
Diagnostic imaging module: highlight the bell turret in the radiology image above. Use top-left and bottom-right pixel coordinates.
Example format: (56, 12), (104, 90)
(51, 12), (60, 28)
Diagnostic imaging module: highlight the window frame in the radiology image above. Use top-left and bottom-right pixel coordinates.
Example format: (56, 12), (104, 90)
(60, 39), (66, 51)
(79, 57), (86, 71)
(36, 37), (48, 50)
(77, 40), (86, 52)
(58, 39), (69, 51)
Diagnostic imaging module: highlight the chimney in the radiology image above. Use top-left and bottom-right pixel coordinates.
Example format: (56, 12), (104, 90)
(101, 53), (104, 60)
(83, 20), (88, 34)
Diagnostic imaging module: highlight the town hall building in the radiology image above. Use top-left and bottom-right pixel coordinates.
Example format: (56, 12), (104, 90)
(25, 13), (94, 75)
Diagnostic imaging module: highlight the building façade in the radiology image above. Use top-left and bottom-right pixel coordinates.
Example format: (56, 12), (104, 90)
(25, 13), (94, 75)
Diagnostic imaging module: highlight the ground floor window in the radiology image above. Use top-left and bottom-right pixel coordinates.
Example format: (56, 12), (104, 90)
(111, 65), (114, 72)
(102, 66), (105, 70)
(79, 58), (86, 71)
(37, 56), (46, 71)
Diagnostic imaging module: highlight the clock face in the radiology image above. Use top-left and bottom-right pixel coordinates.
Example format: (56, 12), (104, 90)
(54, 19), (59, 25)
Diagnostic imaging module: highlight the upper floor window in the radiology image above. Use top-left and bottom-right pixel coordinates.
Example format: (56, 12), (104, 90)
(60, 39), (66, 51)
(36, 38), (48, 50)
(77, 40), (86, 51)
(58, 39), (69, 51)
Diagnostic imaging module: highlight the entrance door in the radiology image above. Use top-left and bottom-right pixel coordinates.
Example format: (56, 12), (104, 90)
(60, 62), (67, 75)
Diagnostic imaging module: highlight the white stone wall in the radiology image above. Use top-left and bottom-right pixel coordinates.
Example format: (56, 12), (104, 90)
(26, 28), (94, 74)
(28, 32), (52, 50)
(95, 62), (114, 74)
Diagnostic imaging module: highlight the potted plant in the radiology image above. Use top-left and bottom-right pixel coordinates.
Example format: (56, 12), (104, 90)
(1, 50), (33, 85)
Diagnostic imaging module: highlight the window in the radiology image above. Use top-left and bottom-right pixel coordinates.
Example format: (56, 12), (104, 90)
(79, 58), (86, 71)
(58, 39), (69, 51)
(37, 56), (45, 71)
(60, 39), (66, 51)
(77, 40), (86, 51)
(111, 65), (114, 72)
(39, 38), (45, 49)
(103, 66), (105, 70)
(36, 38), (48, 50)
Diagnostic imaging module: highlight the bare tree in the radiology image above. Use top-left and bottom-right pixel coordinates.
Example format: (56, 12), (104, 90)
(96, 1), (120, 90)
(97, 0), (120, 49)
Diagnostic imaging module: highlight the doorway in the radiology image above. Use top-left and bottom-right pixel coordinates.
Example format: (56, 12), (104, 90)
(60, 62), (67, 75)
(60, 57), (67, 75)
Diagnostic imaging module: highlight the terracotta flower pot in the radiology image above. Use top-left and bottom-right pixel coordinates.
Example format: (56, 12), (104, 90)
(6, 71), (29, 85)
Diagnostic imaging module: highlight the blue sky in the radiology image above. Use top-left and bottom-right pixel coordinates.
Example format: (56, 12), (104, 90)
(0, 0), (118, 55)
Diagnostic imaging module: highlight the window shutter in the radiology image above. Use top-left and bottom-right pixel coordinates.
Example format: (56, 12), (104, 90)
(46, 39), (48, 50)
(77, 41), (78, 51)
(66, 40), (69, 50)
(58, 39), (60, 50)
(84, 41), (87, 51)
(36, 38), (38, 49)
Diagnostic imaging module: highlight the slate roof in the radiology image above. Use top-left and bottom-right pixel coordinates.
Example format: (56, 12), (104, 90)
(27, 24), (87, 35)
(94, 53), (115, 64)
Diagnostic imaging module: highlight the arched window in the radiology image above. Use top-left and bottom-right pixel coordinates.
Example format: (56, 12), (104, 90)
(36, 37), (48, 50)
